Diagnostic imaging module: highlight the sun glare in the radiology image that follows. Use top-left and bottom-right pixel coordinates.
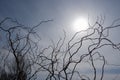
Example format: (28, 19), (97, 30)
(72, 17), (89, 32)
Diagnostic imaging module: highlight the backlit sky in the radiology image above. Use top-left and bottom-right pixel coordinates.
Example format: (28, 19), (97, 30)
(1, 0), (120, 38)
(0, 0), (120, 80)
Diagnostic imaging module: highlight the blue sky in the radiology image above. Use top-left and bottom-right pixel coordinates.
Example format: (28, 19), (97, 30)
(1, 0), (120, 25)
(0, 0), (120, 80)
(1, 0), (120, 36)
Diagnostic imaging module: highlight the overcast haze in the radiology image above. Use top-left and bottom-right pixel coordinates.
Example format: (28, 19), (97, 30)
(0, 0), (120, 80)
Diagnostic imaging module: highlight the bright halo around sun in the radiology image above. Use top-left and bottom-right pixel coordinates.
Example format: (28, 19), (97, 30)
(72, 17), (89, 32)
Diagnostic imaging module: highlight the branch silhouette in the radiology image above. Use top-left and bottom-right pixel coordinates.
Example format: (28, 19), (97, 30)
(0, 17), (120, 80)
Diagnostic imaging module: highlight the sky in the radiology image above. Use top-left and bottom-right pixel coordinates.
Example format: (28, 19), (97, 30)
(0, 0), (120, 80)
(0, 0), (120, 39)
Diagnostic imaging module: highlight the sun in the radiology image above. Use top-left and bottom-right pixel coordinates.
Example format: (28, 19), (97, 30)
(72, 17), (89, 32)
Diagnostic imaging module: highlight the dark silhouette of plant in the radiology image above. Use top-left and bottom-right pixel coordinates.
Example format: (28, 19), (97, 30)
(0, 17), (120, 80)
(0, 17), (52, 80)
